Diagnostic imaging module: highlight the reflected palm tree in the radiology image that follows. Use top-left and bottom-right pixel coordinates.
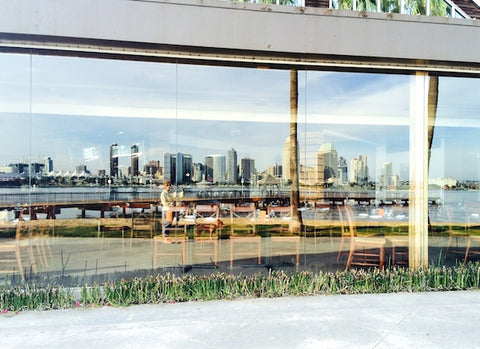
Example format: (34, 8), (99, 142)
(289, 69), (303, 233)
(428, 75), (439, 235)
(428, 75), (438, 166)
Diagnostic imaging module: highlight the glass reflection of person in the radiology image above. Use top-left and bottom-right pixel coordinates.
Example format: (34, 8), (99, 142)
(160, 180), (184, 236)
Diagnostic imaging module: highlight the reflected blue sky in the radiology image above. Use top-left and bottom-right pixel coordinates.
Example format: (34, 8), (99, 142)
(1, 53), (479, 181)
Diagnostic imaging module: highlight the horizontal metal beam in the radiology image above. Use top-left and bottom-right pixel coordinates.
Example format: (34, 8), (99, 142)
(0, 0), (480, 75)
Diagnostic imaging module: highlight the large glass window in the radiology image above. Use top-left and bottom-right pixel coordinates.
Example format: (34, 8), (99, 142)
(298, 71), (411, 270)
(0, 51), (477, 286)
(428, 76), (480, 265)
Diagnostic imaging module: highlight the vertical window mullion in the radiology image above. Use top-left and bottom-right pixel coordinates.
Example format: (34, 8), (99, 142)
(409, 72), (429, 269)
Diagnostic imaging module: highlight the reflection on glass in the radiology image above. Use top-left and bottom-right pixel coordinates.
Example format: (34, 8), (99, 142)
(298, 71), (410, 268)
(3, 51), (477, 286)
(428, 76), (480, 266)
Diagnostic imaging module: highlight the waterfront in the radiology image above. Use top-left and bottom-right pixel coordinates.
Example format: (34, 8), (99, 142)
(0, 186), (477, 222)
(0, 185), (478, 285)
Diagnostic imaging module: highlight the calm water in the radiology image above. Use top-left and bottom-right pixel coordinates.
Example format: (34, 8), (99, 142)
(0, 186), (478, 222)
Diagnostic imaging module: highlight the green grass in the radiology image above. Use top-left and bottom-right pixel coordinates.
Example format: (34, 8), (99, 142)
(2, 262), (480, 312)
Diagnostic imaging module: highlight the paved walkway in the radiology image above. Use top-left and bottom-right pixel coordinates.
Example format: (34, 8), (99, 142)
(1, 290), (479, 348)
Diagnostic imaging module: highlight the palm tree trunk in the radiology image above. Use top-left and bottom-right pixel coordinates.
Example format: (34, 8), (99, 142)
(289, 69), (303, 233)
(428, 75), (438, 166)
(427, 75), (438, 233)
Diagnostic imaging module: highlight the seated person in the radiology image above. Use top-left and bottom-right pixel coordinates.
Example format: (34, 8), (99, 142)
(160, 180), (184, 237)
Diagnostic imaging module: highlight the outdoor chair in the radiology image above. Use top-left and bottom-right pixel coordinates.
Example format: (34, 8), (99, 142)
(312, 203), (334, 241)
(130, 209), (156, 244)
(28, 219), (54, 268)
(464, 235), (480, 262)
(0, 219), (39, 281)
(267, 205), (292, 220)
(153, 206), (191, 268)
(193, 204), (222, 239)
(99, 217), (131, 249)
(385, 235), (409, 266)
(444, 204), (469, 259)
(336, 205), (350, 261)
(229, 204), (257, 234)
(462, 202), (480, 262)
(342, 205), (386, 270)
(266, 205), (293, 234)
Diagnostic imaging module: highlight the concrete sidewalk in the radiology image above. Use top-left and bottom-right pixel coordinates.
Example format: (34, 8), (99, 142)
(1, 290), (479, 348)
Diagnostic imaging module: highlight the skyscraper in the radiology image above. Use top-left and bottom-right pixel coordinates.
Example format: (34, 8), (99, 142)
(43, 157), (53, 173)
(131, 144), (140, 176)
(175, 153), (184, 184)
(110, 143), (119, 178)
(163, 153), (175, 183)
(192, 163), (204, 182)
(227, 148), (238, 184)
(240, 157), (255, 183)
(75, 164), (87, 174)
(175, 153), (193, 184)
(382, 162), (393, 188)
(337, 156), (348, 185)
(184, 154), (193, 183)
(164, 152), (192, 184)
(267, 164), (282, 178)
(350, 155), (369, 186)
(205, 155), (214, 182)
(144, 160), (160, 177)
(212, 154), (226, 184)
(317, 142), (338, 184)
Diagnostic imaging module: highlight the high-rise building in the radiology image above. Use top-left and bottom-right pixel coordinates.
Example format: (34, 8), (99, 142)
(240, 157), (255, 183)
(212, 154), (226, 184)
(175, 153), (193, 184)
(300, 165), (317, 185)
(163, 153), (175, 183)
(267, 164), (282, 178)
(350, 155), (369, 186)
(43, 157), (53, 173)
(184, 154), (193, 183)
(227, 148), (238, 184)
(29, 163), (44, 175)
(163, 152), (193, 184)
(75, 164), (87, 174)
(131, 144), (140, 176)
(110, 143), (119, 178)
(192, 163), (204, 182)
(317, 142), (338, 184)
(392, 174), (399, 188)
(382, 162), (394, 188)
(144, 160), (160, 177)
(337, 156), (348, 185)
(9, 163), (26, 174)
(175, 152), (184, 184)
(204, 155), (214, 182)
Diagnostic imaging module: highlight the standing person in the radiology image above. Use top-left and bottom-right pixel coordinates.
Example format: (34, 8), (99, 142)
(160, 180), (184, 237)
